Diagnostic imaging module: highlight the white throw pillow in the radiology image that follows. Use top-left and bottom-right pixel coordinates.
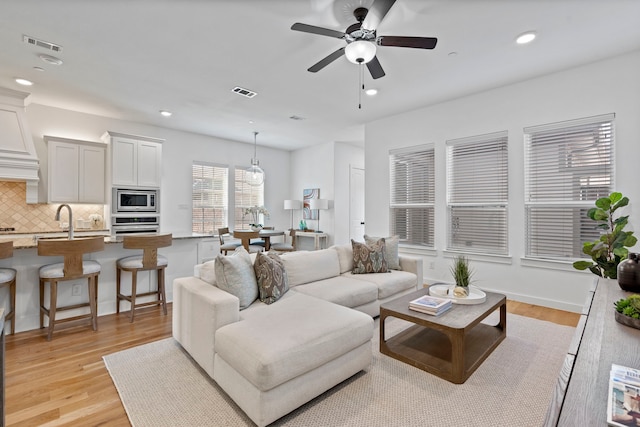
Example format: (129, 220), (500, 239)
(199, 260), (217, 285)
(214, 247), (258, 309)
(364, 234), (400, 270)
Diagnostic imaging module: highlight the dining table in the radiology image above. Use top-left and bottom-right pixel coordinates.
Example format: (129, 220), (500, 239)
(232, 229), (285, 251)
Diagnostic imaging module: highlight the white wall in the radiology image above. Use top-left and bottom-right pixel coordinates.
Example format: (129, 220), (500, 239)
(26, 104), (292, 233)
(290, 142), (335, 249)
(365, 50), (640, 312)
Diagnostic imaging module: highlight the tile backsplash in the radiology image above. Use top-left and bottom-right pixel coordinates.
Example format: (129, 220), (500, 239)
(0, 181), (105, 232)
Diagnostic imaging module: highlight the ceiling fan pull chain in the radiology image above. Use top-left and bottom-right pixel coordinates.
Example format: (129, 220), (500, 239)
(358, 63), (363, 109)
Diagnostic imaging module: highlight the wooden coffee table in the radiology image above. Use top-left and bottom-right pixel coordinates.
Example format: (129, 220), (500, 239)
(380, 287), (506, 384)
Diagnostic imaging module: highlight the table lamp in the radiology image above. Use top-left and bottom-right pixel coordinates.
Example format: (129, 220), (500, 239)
(284, 199), (302, 230)
(309, 198), (329, 232)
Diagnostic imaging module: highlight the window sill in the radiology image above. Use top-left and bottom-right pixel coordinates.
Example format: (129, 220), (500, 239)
(520, 256), (585, 272)
(399, 245), (437, 257)
(443, 250), (512, 265)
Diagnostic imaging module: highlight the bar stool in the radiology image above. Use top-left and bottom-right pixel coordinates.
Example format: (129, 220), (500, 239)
(116, 234), (172, 322)
(0, 241), (16, 335)
(38, 237), (105, 341)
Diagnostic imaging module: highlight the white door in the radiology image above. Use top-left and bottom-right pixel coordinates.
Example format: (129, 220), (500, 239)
(349, 166), (365, 241)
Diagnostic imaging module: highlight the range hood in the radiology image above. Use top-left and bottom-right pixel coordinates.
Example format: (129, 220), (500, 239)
(0, 87), (39, 202)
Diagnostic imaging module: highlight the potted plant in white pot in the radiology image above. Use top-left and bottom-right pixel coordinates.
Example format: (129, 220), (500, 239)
(572, 192), (637, 288)
(450, 255), (473, 298)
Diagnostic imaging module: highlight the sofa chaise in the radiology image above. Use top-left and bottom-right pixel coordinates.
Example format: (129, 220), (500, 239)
(172, 242), (423, 426)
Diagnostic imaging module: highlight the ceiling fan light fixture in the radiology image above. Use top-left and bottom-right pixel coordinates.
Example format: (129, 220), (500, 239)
(345, 40), (376, 64)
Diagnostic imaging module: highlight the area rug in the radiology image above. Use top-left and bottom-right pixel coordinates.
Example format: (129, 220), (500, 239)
(103, 313), (574, 427)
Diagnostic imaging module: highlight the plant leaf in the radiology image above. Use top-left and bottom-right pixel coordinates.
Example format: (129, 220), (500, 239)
(593, 209), (609, 221)
(609, 192), (623, 204)
(573, 260), (593, 270)
(595, 197), (611, 210)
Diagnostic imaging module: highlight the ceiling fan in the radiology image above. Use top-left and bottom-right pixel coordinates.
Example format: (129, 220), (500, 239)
(291, 0), (437, 79)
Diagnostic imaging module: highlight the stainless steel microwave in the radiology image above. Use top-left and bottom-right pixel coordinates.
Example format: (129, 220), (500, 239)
(112, 188), (159, 213)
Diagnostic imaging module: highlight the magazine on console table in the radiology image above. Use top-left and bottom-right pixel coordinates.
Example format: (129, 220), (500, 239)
(409, 295), (452, 316)
(608, 364), (640, 426)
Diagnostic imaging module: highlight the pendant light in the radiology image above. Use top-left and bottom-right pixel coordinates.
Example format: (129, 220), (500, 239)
(246, 131), (265, 186)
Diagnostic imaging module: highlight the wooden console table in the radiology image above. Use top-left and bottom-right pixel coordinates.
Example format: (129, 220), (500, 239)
(544, 277), (640, 426)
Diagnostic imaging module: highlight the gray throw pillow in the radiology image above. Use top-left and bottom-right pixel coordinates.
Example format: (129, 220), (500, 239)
(254, 251), (289, 304)
(364, 234), (400, 270)
(352, 238), (388, 274)
(214, 247), (258, 309)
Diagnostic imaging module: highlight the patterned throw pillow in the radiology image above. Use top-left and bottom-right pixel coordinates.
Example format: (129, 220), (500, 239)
(351, 238), (388, 274)
(364, 234), (400, 270)
(214, 247), (258, 310)
(254, 251), (289, 304)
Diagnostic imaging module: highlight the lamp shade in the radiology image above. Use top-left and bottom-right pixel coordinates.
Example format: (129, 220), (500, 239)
(284, 199), (302, 210)
(345, 40), (376, 64)
(309, 198), (329, 210)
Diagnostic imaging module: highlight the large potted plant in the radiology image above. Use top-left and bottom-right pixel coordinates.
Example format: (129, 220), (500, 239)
(573, 192), (636, 280)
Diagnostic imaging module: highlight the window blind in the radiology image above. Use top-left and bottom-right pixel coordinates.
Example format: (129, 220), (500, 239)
(524, 113), (614, 259)
(234, 167), (265, 230)
(389, 145), (435, 248)
(192, 162), (228, 234)
(446, 131), (508, 254)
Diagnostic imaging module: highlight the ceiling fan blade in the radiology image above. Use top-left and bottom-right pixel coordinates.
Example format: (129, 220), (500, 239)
(308, 47), (345, 73)
(291, 23), (346, 39)
(377, 36), (438, 49)
(366, 56), (386, 79)
(362, 0), (396, 31)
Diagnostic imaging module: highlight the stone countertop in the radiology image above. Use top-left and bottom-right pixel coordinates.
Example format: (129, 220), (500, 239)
(0, 232), (215, 249)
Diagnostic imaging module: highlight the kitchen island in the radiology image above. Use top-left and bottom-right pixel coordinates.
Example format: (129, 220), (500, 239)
(0, 232), (218, 334)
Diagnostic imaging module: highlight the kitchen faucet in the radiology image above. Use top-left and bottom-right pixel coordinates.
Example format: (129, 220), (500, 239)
(55, 204), (74, 240)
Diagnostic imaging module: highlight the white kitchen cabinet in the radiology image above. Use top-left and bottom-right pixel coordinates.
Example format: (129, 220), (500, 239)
(103, 132), (163, 188)
(45, 136), (106, 203)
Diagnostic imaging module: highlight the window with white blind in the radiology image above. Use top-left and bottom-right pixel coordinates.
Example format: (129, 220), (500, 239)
(192, 162), (228, 234)
(524, 113), (614, 259)
(234, 167), (265, 230)
(446, 131), (509, 255)
(389, 145), (435, 248)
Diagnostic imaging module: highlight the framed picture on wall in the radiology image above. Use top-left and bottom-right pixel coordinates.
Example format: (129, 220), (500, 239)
(303, 188), (319, 220)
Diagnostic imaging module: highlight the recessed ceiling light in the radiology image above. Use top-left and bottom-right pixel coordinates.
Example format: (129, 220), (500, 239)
(448, 51), (458, 57)
(15, 78), (33, 86)
(516, 32), (536, 44)
(365, 88), (378, 96)
(39, 53), (63, 65)
(33, 66), (45, 72)
(159, 110), (172, 117)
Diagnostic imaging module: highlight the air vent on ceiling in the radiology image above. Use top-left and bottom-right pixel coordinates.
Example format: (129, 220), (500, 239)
(289, 115), (306, 121)
(23, 35), (63, 52)
(232, 86), (257, 98)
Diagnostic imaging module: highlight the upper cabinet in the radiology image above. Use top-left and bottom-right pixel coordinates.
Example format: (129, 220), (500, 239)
(102, 132), (163, 188)
(45, 136), (106, 204)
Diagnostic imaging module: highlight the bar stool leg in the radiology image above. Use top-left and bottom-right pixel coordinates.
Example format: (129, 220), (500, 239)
(116, 267), (121, 314)
(88, 275), (98, 331)
(158, 267), (167, 315)
(9, 277), (15, 334)
(39, 278), (45, 329)
(47, 280), (58, 341)
(129, 270), (137, 323)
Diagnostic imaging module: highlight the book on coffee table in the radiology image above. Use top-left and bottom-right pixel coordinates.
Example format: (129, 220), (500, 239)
(409, 295), (452, 316)
(607, 364), (640, 427)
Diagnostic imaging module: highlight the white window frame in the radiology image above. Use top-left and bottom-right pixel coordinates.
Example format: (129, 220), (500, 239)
(192, 162), (228, 234)
(446, 131), (509, 256)
(524, 113), (615, 261)
(234, 167), (265, 230)
(389, 144), (435, 249)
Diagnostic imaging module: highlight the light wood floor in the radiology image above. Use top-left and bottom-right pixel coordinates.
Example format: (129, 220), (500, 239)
(3, 301), (579, 426)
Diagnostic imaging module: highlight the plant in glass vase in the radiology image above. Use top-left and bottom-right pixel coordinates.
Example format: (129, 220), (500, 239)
(450, 255), (473, 298)
(243, 205), (269, 230)
(573, 192), (636, 279)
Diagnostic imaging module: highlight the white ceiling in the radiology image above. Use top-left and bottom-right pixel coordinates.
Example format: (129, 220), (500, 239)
(1, 0), (639, 151)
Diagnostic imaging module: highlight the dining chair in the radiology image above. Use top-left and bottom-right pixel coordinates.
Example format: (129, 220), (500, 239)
(218, 227), (241, 255)
(0, 241), (16, 335)
(251, 226), (274, 247)
(232, 230), (265, 253)
(38, 236), (105, 341)
(116, 233), (172, 322)
(270, 229), (297, 253)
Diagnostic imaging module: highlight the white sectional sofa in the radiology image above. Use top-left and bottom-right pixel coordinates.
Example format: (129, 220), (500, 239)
(172, 243), (423, 426)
